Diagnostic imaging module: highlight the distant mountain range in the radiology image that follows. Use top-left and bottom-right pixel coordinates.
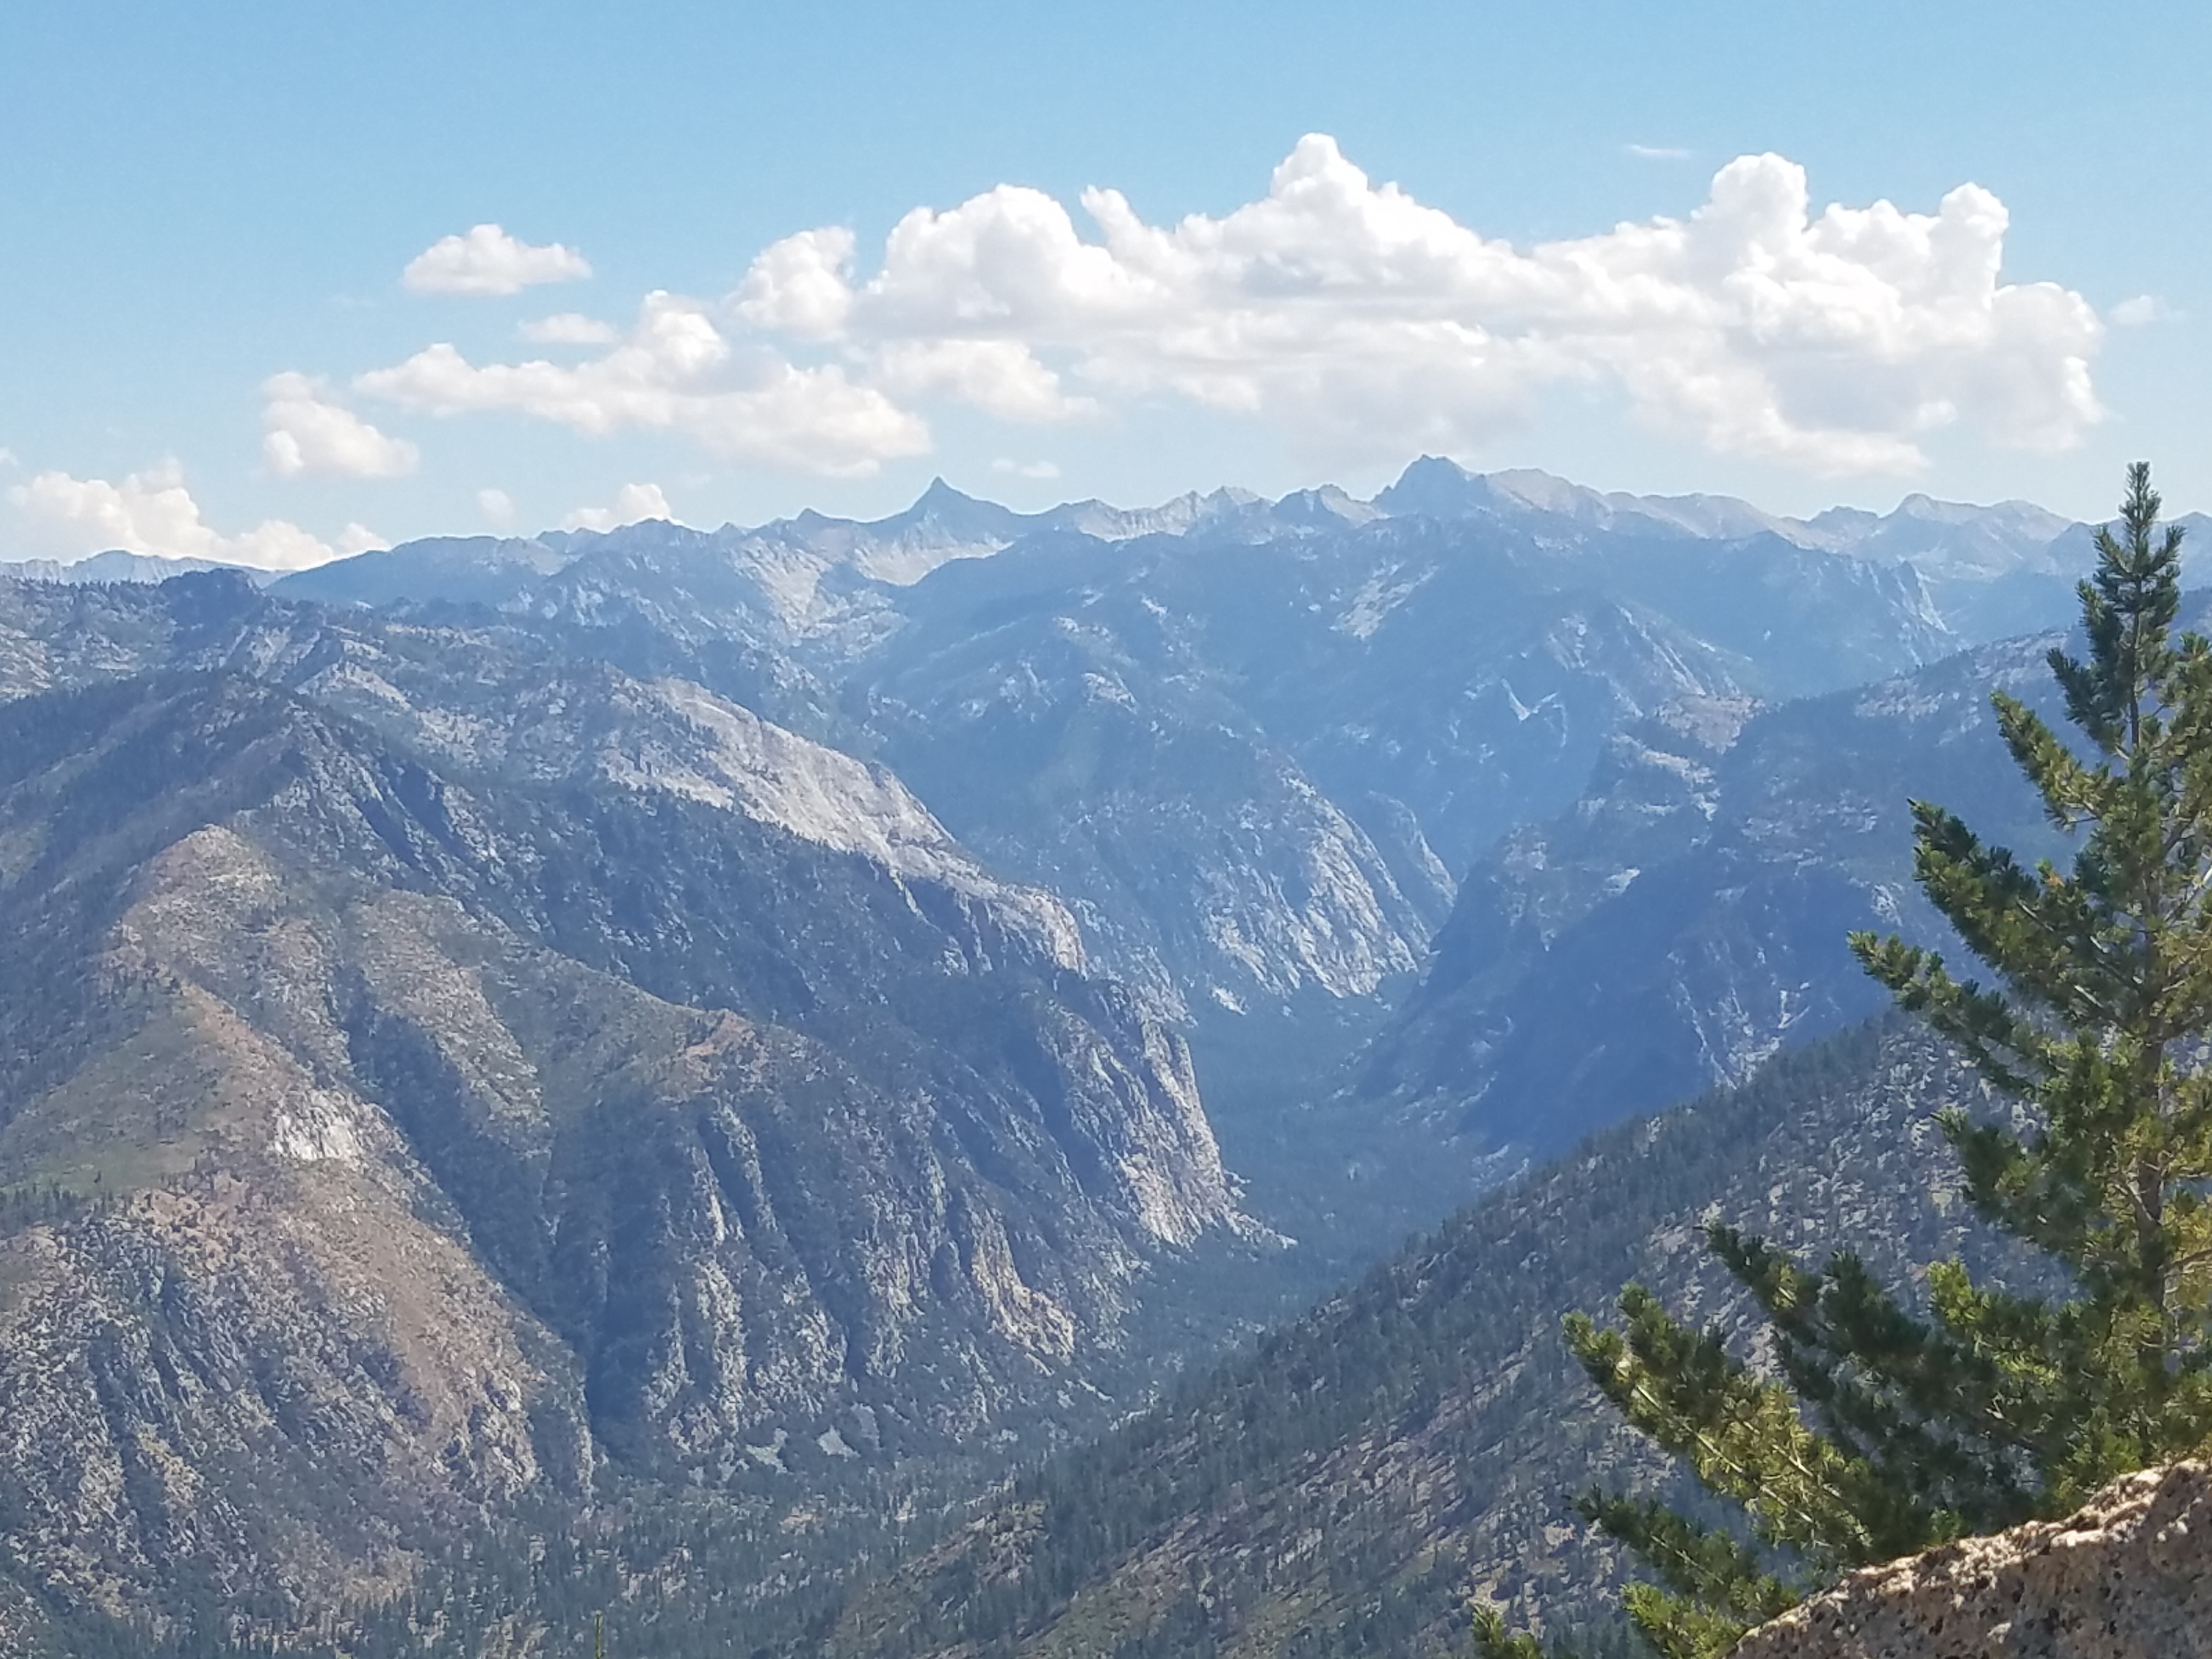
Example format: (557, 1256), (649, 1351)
(258, 456), (2169, 619)
(256, 459), (2049, 1024)
(19, 460), (2204, 616)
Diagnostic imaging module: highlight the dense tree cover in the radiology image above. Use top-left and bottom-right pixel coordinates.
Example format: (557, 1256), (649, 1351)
(1498, 465), (2212, 1659)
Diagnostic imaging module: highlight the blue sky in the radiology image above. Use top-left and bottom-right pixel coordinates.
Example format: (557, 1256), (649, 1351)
(4, 0), (2208, 565)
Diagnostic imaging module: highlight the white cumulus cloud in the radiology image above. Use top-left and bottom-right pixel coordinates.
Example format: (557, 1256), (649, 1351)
(733, 227), (857, 340)
(730, 135), (2102, 473)
(873, 338), (1098, 422)
(477, 488), (517, 528)
(346, 138), (2102, 479)
(563, 482), (672, 532)
(402, 223), (592, 297)
(261, 372), (419, 478)
(8, 461), (378, 571)
(358, 291), (929, 475)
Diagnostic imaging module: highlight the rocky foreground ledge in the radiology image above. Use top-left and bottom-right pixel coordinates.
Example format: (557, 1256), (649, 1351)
(1734, 1462), (2212, 1658)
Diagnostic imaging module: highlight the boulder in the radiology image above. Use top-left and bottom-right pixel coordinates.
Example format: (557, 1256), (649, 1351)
(1734, 1462), (2212, 1658)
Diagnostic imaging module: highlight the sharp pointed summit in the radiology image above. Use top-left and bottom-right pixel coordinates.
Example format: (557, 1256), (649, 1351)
(911, 475), (976, 509)
(1372, 454), (1487, 518)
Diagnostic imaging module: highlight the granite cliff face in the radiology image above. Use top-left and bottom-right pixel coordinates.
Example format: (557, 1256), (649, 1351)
(0, 577), (1239, 1637)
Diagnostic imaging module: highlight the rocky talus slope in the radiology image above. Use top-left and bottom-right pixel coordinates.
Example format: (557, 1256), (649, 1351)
(1734, 1462), (2212, 1659)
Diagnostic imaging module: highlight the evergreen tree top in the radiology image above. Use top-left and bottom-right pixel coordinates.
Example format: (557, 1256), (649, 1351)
(1488, 464), (2212, 1659)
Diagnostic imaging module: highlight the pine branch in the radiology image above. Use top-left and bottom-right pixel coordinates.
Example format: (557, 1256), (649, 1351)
(1550, 465), (2212, 1654)
(1572, 1491), (1798, 1623)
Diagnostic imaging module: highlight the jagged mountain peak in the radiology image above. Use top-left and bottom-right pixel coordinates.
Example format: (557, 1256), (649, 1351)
(1371, 456), (1813, 545)
(1822, 492), (2082, 586)
(1369, 453), (1488, 518)
(1363, 460), (2132, 632)
(1496, 468), (1814, 543)
(1268, 483), (1381, 530)
(874, 475), (1026, 538)
(1853, 489), (2076, 554)
(1884, 489), (2068, 529)
(906, 473), (985, 512)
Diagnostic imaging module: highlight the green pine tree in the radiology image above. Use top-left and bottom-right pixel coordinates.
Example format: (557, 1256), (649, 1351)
(1477, 463), (2212, 1659)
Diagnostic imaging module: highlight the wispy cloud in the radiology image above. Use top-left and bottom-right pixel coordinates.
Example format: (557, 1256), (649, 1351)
(2111, 294), (2181, 328)
(992, 458), (1061, 479)
(1626, 143), (1692, 160)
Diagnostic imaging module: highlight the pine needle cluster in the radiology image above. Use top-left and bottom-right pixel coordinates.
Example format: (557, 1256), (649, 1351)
(1479, 464), (2212, 1659)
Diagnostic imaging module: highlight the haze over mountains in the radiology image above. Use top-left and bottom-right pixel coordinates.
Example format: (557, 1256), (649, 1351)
(0, 457), (2190, 1655)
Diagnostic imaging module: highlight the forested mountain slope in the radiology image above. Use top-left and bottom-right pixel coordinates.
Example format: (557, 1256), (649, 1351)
(820, 1020), (2021, 1659)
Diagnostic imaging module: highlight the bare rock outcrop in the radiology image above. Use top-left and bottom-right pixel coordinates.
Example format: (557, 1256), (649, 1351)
(1734, 1462), (2212, 1658)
